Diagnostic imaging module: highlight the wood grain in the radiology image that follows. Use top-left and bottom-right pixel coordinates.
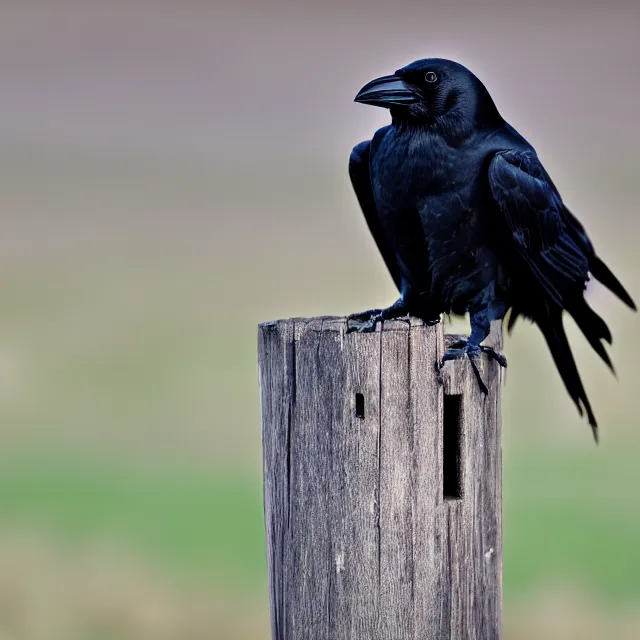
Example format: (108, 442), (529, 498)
(259, 317), (503, 639)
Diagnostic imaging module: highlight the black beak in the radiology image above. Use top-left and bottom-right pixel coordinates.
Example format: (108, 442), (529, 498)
(354, 74), (420, 107)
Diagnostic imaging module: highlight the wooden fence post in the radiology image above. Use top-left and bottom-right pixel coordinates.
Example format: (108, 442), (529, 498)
(258, 316), (502, 640)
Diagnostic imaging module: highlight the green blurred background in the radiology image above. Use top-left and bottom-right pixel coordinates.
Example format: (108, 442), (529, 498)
(0, 1), (638, 638)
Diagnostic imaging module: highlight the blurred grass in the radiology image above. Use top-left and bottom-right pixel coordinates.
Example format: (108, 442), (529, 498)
(0, 455), (265, 590)
(504, 452), (640, 603)
(0, 451), (638, 603)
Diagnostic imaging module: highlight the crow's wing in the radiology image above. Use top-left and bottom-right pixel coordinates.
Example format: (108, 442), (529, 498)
(349, 140), (403, 291)
(488, 149), (601, 433)
(488, 149), (589, 305)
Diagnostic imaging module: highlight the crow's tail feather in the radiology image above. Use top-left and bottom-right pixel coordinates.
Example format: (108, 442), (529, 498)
(537, 309), (598, 441)
(567, 297), (615, 373)
(589, 255), (636, 310)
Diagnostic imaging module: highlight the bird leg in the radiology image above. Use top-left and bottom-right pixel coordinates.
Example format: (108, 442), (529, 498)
(441, 338), (507, 394)
(346, 298), (411, 333)
(440, 307), (507, 394)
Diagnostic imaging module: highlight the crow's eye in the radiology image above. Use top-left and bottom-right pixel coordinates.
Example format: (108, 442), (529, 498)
(425, 71), (438, 83)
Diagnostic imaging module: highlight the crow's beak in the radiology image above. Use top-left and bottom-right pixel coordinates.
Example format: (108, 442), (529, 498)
(354, 74), (420, 107)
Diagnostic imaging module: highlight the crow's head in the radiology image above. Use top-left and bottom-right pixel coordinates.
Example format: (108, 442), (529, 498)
(355, 58), (501, 130)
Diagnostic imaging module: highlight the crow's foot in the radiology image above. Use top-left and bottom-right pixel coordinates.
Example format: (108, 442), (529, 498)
(440, 338), (507, 394)
(346, 299), (410, 333)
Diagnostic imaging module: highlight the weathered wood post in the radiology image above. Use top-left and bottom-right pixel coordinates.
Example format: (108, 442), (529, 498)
(258, 316), (502, 640)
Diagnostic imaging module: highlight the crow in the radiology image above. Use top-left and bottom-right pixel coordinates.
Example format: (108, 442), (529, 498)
(347, 58), (635, 439)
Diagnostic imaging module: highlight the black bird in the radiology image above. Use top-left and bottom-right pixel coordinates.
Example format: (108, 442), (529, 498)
(348, 58), (635, 438)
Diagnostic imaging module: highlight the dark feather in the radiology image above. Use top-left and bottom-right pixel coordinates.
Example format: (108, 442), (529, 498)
(562, 207), (636, 310)
(537, 310), (599, 441)
(567, 298), (614, 373)
(349, 140), (404, 292)
(590, 255), (637, 310)
(489, 151), (589, 309)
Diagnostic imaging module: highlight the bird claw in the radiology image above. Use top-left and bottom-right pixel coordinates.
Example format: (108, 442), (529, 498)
(346, 301), (411, 334)
(440, 339), (507, 394)
(346, 310), (384, 333)
(346, 310), (411, 333)
(480, 345), (508, 368)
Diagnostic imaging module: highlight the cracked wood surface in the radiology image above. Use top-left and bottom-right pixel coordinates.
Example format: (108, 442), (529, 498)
(258, 317), (502, 640)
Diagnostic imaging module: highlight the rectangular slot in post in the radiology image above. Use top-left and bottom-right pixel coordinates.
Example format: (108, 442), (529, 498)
(443, 393), (462, 499)
(355, 392), (365, 419)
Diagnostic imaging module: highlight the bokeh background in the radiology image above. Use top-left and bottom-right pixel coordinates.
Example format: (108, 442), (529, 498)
(0, 0), (638, 638)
